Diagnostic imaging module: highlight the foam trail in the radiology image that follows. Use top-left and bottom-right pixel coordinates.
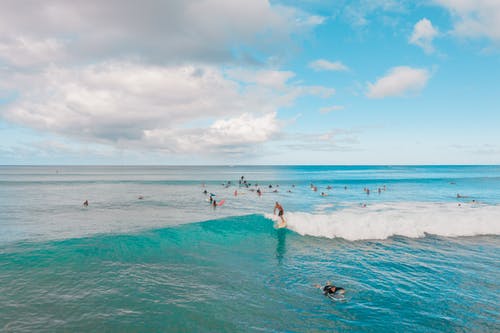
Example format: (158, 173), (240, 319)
(265, 202), (500, 241)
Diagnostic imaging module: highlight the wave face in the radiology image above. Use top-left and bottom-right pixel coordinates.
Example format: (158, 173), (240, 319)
(266, 202), (500, 240)
(1, 215), (499, 332)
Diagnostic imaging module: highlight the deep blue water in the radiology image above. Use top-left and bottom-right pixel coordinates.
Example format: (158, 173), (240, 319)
(0, 165), (499, 332)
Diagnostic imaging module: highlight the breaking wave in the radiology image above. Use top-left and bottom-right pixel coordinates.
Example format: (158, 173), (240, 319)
(265, 202), (500, 241)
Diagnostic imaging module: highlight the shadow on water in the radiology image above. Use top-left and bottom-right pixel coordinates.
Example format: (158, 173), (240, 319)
(275, 228), (287, 264)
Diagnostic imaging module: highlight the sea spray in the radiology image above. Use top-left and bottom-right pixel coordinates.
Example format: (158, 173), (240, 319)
(265, 202), (500, 240)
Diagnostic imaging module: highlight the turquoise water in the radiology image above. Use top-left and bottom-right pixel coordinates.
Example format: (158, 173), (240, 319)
(1, 166), (499, 332)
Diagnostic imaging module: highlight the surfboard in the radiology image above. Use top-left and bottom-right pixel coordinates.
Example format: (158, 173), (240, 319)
(327, 293), (346, 302)
(217, 199), (225, 206)
(277, 218), (287, 228)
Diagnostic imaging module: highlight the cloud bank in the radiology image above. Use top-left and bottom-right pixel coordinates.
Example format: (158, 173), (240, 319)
(0, 0), (323, 66)
(2, 62), (331, 155)
(0, 0), (331, 157)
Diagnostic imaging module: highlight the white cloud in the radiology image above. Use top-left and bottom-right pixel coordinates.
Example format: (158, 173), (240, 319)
(1, 61), (329, 155)
(366, 66), (430, 98)
(0, 37), (67, 67)
(226, 69), (295, 89)
(409, 18), (439, 53)
(339, 0), (407, 27)
(208, 112), (279, 145)
(434, 0), (500, 41)
(319, 105), (344, 114)
(143, 113), (280, 154)
(309, 59), (349, 71)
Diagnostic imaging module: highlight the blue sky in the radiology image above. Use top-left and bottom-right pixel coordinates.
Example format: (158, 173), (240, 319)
(0, 0), (499, 165)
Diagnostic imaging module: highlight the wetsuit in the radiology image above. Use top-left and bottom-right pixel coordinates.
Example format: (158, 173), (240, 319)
(323, 285), (344, 295)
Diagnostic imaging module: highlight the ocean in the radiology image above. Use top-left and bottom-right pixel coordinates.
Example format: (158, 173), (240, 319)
(0, 165), (499, 332)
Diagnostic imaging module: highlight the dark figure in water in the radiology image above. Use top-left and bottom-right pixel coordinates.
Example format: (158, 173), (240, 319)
(315, 283), (345, 296)
(83, 200), (89, 207)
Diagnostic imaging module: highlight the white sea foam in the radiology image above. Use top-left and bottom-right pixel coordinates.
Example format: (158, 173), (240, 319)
(265, 202), (500, 241)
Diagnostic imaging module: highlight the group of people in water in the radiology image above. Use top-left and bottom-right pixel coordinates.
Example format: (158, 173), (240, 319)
(204, 176), (349, 299)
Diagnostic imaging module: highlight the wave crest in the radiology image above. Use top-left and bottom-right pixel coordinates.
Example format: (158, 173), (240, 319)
(265, 202), (500, 241)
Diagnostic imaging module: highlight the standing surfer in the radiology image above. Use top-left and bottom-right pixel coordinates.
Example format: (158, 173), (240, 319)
(274, 202), (285, 226)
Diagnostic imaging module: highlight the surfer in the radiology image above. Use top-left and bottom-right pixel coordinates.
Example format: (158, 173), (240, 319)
(83, 200), (89, 207)
(274, 202), (285, 226)
(315, 283), (345, 296)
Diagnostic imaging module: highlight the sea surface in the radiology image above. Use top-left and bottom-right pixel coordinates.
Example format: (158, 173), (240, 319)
(0, 165), (499, 332)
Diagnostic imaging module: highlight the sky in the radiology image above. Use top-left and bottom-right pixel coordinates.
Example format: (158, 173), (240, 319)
(0, 0), (499, 165)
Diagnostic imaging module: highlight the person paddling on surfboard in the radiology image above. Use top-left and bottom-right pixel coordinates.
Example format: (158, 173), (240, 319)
(274, 202), (285, 226)
(315, 282), (345, 296)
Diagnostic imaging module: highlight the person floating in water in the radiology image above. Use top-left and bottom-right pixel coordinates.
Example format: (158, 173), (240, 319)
(315, 282), (345, 296)
(83, 200), (89, 207)
(274, 201), (285, 226)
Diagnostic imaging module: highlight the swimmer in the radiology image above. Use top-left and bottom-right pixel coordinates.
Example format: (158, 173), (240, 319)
(315, 282), (345, 296)
(138, 195), (144, 200)
(326, 185), (332, 190)
(234, 190), (238, 196)
(212, 199), (217, 208)
(274, 202), (285, 226)
(321, 192), (328, 197)
(83, 200), (89, 207)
